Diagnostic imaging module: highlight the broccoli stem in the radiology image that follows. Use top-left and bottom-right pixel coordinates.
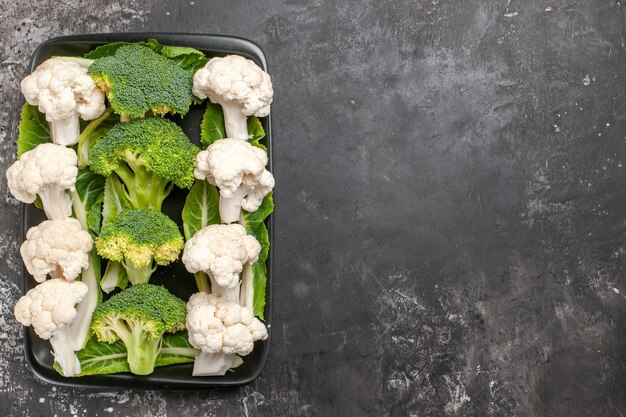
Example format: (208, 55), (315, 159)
(207, 272), (240, 302)
(50, 117), (80, 146)
(240, 263), (254, 310)
(50, 327), (81, 376)
(114, 163), (173, 210)
(221, 101), (250, 140)
(124, 259), (156, 286)
(113, 319), (162, 375)
(38, 185), (72, 220)
(219, 187), (249, 224)
(192, 351), (237, 376)
(77, 108), (114, 168)
(100, 261), (128, 293)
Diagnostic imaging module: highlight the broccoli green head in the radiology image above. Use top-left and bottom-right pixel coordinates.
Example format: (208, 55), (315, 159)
(87, 45), (194, 118)
(91, 284), (187, 375)
(96, 208), (184, 285)
(90, 117), (200, 209)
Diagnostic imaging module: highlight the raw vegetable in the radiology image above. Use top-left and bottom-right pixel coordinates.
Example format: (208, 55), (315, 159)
(90, 117), (199, 210)
(90, 284), (187, 375)
(14, 278), (88, 376)
(87, 45), (195, 119)
(20, 58), (106, 146)
(6, 143), (78, 220)
(193, 55), (273, 140)
(96, 208), (184, 286)
(20, 218), (92, 282)
(182, 224), (261, 302)
(194, 138), (274, 224)
(185, 292), (267, 376)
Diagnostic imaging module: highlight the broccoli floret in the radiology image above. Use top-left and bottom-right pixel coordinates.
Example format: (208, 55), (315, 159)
(91, 284), (187, 375)
(95, 208), (184, 286)
(90, 117), (199, 210)
(87, 45), (194, 119)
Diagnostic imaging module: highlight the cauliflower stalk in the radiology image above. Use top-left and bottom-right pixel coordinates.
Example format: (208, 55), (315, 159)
(193, 55), (273, 140)
(6, 143), (78, 220)
(20, 218), (93, 282)
(14, 279), (88, 376)
(195, 139), (274, 224)
(186, 292), (267, 376)
(182, 224), (261, 302)
(20, 58), (106, 146)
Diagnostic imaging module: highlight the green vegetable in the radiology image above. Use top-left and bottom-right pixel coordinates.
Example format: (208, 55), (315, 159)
(76, 108), (119, 168)
(181, 181), (220, 241)
(85, 38), (207, 74)
(73, 168), (105, 237)
(240, 194), (273, 319)
(91, 284), (187, 375)
(90, 117), (199, 210)
(87, 45), (195, 119)
(16, 103), (51, 157)
(95, 208), (184, 286)
(54, 332), (198, 377)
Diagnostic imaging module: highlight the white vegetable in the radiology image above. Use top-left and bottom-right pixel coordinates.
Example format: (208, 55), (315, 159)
(186, 292), (267, 376)
(21, 58), (106, 146)
(20, 218), (93, 283)
(14, 278), (88, 376)
(182, 224), (260, 302)
(193, 55), (273, 139)
(5, 143), (78, 220)
(195, 139), (274, 224)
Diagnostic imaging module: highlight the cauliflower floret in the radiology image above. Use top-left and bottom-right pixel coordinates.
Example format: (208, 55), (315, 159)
(182, 224), (260, 301)
(21, 58), (106, 146)
(14, 278), (88, 376)
(193, 55), (273, 139)
(195, 138), (274, 223)
(20, 218), (93, 282)
(5, 143), (78, 220)
(186, 292), (268, 376)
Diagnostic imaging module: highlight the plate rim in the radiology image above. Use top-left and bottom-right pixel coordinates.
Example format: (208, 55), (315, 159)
(20, 32), (274, 389)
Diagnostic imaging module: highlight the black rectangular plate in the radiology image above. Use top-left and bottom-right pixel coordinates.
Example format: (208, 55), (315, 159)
(21, 33), (273, 389)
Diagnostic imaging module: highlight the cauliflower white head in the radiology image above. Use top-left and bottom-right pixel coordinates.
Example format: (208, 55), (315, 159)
(193, 55), (273, 117)
(195, 138), (274, 221)
(182, 224), (261, 289)
(5, 143), (78, 220)
(14, 278), (88, 340)
(21, 58), (106, 145)
(186, 292), (268, 356)
(20, 218), (93, 282)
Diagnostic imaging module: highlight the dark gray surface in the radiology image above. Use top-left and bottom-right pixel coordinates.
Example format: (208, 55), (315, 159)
(0, 0), (624, 416)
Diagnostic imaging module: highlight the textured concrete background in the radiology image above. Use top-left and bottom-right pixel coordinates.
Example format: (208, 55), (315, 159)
(1, 0), (625, 416)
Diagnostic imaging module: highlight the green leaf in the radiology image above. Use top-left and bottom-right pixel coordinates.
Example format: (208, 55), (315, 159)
(55, 337), (129, 376)
(200, 102), (226, 148)
(102, 174), (132, 227)
(156, 331), (199, 367)
(17, 103), (51, 157)
(182, 180), (220, 241)
(241, 194), (273, 319)
(160, 45), (208, 73)
(55, 332), (196, 376)
(74, 168), (105, 236)
(85, 39), (206, 74)
(84, 41), (156, 59)
(247, 117), (266, 142)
